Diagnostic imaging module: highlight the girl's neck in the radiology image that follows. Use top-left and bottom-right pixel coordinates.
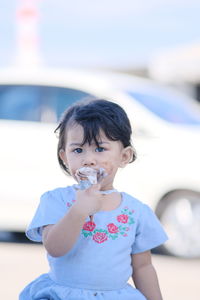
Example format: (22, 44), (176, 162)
(100, 192), (122, 212)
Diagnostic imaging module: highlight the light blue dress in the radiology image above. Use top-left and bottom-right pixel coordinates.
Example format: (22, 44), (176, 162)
(19, 186), (168, 300)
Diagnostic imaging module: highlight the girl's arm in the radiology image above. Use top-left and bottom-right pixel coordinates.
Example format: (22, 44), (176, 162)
(42, 184), (103, 257)
(131, 251), (163, 300)
(42, 205), (87, 257)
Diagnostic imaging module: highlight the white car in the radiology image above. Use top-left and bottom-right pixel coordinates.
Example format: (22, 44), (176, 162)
(0, 67), (200, 258)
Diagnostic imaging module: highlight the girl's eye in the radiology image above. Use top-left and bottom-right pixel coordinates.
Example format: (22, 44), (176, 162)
(95, 147), (105, 152)
(73, 148), (83, 153)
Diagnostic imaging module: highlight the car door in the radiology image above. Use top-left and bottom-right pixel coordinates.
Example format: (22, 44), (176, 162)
(0, 84), (92, 231)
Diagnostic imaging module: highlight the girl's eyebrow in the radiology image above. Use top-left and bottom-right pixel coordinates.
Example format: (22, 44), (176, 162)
(69, 143), (83, 146)
(97, 141), (110, 145)
(69, 141), (110, 147)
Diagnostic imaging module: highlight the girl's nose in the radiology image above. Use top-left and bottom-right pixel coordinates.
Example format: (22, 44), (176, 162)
(82, 153), (96, 166)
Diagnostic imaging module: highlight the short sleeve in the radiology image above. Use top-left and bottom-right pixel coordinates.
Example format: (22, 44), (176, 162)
(132, 204), (168, 254)
(26, 190), (67, 242)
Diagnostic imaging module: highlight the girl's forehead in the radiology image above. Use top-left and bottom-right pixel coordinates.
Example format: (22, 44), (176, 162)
(67, 123), (84, 136)
(66, 123), (106, 142)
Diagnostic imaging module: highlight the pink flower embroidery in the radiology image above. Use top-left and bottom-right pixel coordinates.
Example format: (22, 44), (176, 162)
(83, 221), (96, 232)
(107, 223), (119, 234)
(117, 214), (128, 223)
(81, 206), (135, 242)
(66, 202), (71, 207)
(93, 232), (108, 243)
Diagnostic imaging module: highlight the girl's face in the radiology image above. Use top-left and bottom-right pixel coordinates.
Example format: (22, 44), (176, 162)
(59, 124), (133, 190)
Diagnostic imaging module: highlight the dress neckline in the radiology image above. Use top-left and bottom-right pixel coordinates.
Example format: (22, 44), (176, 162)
(71, 185), (124, 214)
(97, 192), (124, 214)
(99, 189), (118, 195)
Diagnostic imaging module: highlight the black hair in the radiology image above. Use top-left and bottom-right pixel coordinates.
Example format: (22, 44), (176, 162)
(55, 98), (137, 174)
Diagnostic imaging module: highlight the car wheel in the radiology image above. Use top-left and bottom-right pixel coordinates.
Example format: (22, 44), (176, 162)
(155, 190), (200, 258)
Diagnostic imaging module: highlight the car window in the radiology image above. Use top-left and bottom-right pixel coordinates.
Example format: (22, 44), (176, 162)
(0, 85), (91, 122)
(128, 91), (200, 125)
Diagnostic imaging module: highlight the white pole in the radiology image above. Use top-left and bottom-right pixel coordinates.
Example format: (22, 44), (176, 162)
(15, 0), (42, 67)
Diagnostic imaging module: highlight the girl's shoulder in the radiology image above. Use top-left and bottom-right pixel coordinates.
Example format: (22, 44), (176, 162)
(121, 192), (154, 220)
(41, 185), (76, 206)
(121, 191), (145, 209)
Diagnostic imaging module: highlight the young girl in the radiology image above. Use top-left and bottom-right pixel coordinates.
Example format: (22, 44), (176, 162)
(20, 99), (168, 300)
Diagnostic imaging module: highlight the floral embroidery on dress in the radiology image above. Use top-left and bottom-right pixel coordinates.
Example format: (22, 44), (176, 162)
(117, 214), (128, 223)
(93, 231), (108, 243)
(107, 223), (118, 233)
(66, 199), (75, 208)
(81, 221), (96, 238)
(81, 207), (135, 243)
(118, 207), (135, 225)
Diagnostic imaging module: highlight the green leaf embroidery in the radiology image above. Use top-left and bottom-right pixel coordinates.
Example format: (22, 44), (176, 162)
(82, 231), (93, 237)
(109, 233), (118, 240)
(94, 229), (108, 234)
(128, 217), (135, 225)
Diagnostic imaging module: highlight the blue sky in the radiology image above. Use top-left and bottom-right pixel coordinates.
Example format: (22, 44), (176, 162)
(0, 0), (200, 69)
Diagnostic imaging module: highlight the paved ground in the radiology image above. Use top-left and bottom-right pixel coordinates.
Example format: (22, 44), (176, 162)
(1, 241), (200, 299)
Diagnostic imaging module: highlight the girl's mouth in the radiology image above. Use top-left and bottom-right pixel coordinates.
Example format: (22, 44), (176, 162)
(75, 167), (107, 188)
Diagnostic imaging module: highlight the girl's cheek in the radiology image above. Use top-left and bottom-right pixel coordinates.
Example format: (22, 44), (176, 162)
(101, 162), (113, 174)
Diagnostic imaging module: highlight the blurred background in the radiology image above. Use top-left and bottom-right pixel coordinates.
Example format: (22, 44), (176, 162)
(0, 0), (200, 299)
(1, 0), (200, 98)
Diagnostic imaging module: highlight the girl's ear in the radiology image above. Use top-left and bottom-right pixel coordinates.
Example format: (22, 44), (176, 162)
(59, 149), (68, 166)
(120, 146), (133, 168)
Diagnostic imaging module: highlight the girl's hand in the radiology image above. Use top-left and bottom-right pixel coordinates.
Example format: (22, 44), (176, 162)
(73, 184), (104, 217)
